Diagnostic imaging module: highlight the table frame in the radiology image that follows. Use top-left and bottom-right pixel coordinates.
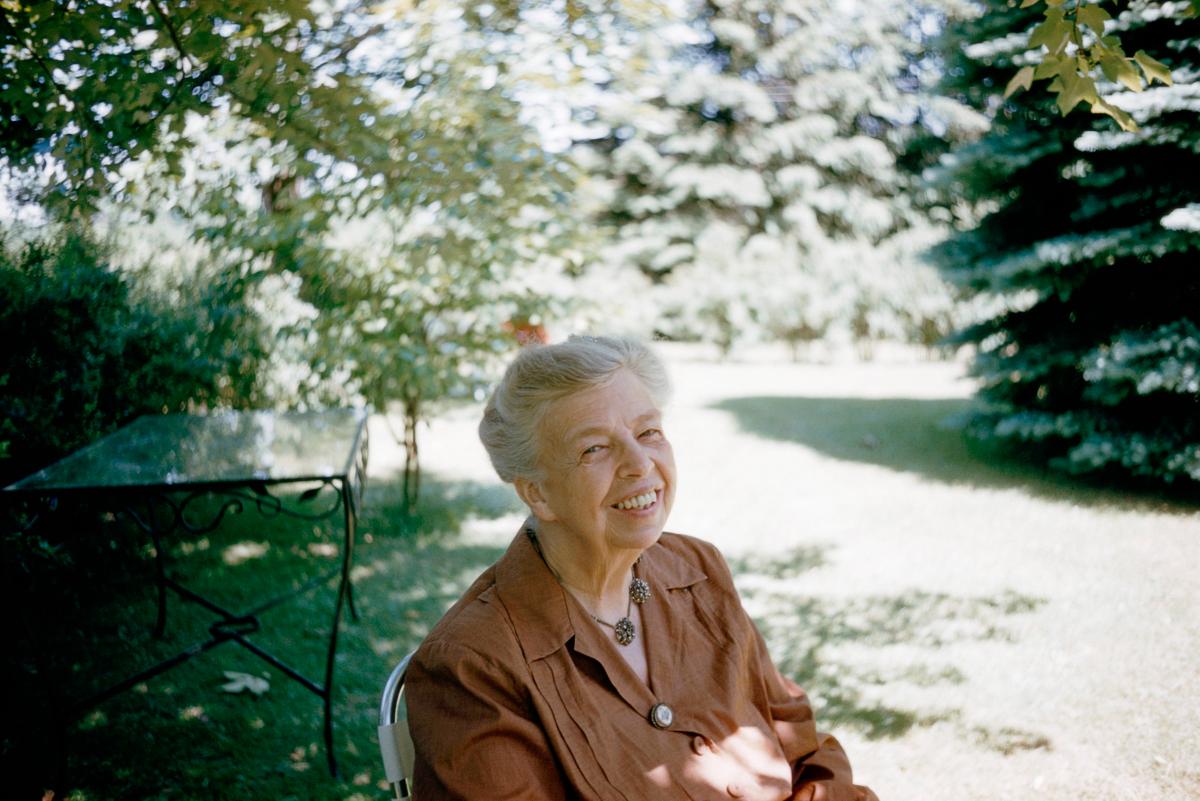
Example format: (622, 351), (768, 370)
(4, 413), (369, 778)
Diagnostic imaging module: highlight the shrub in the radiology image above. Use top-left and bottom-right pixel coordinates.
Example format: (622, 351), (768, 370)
(0, 229), (228, 486)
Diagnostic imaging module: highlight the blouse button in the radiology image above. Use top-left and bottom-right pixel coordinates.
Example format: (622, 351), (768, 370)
(649, 703), (674, 729)
(726, 783), (745, 798)
(690, 735), (709, 755)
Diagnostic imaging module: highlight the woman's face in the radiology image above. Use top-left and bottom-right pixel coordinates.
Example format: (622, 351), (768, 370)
(525, 368), (676, 556)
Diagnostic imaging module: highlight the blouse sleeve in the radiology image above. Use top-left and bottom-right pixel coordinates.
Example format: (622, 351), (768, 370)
(701, 538), (880, 801)
(405, 638), (568, 801)
(756, 640), (880, 801)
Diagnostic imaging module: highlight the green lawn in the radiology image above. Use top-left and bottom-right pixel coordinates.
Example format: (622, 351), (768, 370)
(5, 476), (522, 800)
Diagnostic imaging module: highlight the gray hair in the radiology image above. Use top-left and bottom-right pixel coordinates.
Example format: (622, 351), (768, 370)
(479, 335), (672, 483)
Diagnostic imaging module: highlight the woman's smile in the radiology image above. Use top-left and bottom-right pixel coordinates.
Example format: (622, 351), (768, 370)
(611, 488), (662, 513)
(522, 366), (677, 557)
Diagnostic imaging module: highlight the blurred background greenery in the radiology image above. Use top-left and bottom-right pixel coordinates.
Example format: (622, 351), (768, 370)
(2, 0), (1196, 492)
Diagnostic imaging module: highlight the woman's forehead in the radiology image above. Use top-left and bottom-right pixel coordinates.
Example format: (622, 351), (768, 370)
(559, 408), (662, 442)
(543, 372), (662, 441)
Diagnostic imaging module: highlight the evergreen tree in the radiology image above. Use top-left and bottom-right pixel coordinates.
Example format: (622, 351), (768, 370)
(582, 0), (968, 353)
(930, 0), (1199, 489)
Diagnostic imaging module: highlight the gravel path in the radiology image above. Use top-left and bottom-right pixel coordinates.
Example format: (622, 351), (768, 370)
(371, 344), (1200, 801)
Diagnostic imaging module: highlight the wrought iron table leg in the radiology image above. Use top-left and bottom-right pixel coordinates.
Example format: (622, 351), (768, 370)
(321, 487), (357, 777)
(144, 505), (170, 639)
(120, 498), (173, 639)
(341, 482), (360, 622)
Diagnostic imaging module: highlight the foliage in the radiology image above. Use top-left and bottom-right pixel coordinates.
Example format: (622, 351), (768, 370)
(143, 2), (581, 507)
(0, 0), (398, 213)
(1003, 0), (1197, 129)
(0, 228), (247, 486)
(3, 0), (593, 506)
(928, 0), (1200, 488)
(577, 0), (971, 354)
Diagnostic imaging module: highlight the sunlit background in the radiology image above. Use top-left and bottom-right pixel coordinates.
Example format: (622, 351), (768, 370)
(2, 0), (1197, 799)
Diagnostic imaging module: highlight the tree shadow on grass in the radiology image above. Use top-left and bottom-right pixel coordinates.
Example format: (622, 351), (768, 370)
(4, 464), (1056, 797)
(712, 396), (1199, 512)
(3, 470), (519, 801)
(728, 548), (1051, 754)
(350, 472), (523, 659)
(362, 472), (525, 546)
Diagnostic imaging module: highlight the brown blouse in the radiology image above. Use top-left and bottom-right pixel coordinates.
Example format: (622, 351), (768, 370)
(406, 530), (878, 801)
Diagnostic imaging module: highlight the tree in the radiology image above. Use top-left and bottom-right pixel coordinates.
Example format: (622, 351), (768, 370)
(1, 0), (399, 212)
(580, 0), (967, 354)
(928, 0), (1200, 489)
(2, 0), (585, 506)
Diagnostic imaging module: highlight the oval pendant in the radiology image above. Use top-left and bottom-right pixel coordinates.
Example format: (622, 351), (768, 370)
(629, 577), (651, 604)
(614, 617), (636, 646)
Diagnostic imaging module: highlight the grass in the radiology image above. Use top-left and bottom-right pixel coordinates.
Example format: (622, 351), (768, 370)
(4, 476), (522, 800)
(4, 346), (1198, 801)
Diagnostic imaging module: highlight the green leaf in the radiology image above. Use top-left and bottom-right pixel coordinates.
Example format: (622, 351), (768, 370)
(1076, 4), (1111, 35)
(1090, 98), (1138, 131)
(1055, 72), (1097, 115)
(1029, 12), (1070, 55)
(1034, 55), (1064, 80)
(1133, 50), (1173, 86)
(1099, 55), (1144, 92)
(1005, 66), (1036, 99)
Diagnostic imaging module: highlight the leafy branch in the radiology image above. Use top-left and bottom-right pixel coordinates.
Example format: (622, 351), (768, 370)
(145, 0), (195, 72)
(1003, 0), (1186, 130)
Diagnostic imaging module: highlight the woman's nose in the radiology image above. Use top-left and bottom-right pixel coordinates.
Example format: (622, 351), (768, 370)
(618, 439), (653, 476)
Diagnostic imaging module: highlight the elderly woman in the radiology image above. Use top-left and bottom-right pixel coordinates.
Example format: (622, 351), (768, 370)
(406, 336), (877, 801)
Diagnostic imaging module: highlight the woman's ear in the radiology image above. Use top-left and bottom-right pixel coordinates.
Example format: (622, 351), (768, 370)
(515, 477), (556, 522)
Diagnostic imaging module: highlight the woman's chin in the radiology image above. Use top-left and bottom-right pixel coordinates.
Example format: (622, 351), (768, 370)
(606, 505), (670, 547)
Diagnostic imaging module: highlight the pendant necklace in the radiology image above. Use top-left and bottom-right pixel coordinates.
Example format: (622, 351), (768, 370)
(526, 526), (651, 647)
(592, 563), (650, 646)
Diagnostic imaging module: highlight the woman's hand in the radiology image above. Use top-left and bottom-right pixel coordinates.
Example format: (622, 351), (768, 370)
(792, 782), (829, 801)
(793, 780), (879, 801)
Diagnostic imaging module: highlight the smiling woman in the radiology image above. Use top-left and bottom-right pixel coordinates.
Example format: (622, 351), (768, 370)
(404, 335), (878, 801)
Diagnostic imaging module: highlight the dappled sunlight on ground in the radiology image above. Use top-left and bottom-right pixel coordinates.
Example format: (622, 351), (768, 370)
(730, 547), (1047, 743)
(223, 540), (270, 565)
(401, 345), (1200, 801)
(8, 347), (1196, 800)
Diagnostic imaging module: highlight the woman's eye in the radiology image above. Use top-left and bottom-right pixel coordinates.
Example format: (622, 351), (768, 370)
(640, 428), (663, 439)
(582, 444), (605, 456)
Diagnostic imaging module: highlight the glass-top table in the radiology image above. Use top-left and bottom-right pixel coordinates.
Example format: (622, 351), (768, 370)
(3, 409), (370, 777)
(8, 408), (366, 491)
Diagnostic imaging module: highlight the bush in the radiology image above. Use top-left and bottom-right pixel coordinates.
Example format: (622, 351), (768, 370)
(0, 229), (229, 486)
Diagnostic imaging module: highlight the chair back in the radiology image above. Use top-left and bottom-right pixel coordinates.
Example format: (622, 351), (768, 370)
(378, 651), (416, 799)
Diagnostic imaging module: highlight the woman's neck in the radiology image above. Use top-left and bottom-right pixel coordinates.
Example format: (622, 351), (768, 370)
(527, 520), (640, 622)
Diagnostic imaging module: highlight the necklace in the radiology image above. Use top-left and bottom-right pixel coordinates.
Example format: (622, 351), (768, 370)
(525, 526), (651, 647)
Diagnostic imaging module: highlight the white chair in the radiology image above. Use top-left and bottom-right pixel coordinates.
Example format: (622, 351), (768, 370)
(378, 652), (416, 799)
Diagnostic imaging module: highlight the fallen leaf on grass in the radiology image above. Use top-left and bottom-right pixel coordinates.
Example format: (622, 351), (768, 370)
(221, 671), (270, 696)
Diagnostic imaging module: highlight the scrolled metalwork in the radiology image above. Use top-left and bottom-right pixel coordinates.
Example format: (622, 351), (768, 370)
(122, 493), (243, 538)
(230, 479), (345, 522)
(121, 481), (346, 539)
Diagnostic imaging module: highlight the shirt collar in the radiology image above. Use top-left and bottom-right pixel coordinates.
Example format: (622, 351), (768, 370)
(493, 524), (708, 662)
